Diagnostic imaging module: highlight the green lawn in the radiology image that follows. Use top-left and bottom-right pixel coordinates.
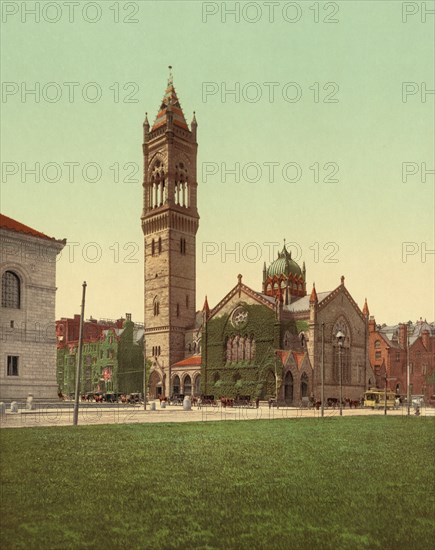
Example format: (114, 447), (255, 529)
(1, 417), (434, 549)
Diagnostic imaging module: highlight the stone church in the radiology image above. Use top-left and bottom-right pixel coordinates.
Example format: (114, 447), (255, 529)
(143, 73), (374, 402)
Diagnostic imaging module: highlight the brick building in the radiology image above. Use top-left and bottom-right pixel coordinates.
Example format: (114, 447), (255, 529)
(56, 314), (144, 396)
(0, 214), (65, 400)
(368, 315), (434, 401)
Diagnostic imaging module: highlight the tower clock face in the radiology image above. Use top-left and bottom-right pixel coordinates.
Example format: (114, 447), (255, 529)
(231, 306), (248, 328)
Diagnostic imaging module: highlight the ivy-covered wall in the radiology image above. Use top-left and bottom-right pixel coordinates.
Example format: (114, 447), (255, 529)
(202, 303), (281, 399)
(57, 321), (144, 395)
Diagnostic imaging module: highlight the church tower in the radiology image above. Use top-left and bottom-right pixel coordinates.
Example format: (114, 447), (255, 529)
(141, 69), (199, 393)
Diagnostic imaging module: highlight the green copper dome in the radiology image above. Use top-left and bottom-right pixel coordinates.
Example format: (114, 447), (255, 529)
(266, 245), (302, 278)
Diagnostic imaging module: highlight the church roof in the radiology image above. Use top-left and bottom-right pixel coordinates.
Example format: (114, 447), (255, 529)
(266, 244), (302, 279)
(172, 355), (201, 367)
(284, 291), (333, 313)
(152, 71), (189, 131)
(0, 213), (65, 243)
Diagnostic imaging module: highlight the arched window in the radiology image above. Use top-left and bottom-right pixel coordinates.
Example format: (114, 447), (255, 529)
(375, 340), (381, 349)
(153, 297), (160, 316)
(194, 375), (201, 396)
(158, 237), (162, 254)
(284, 371), (293, 404)
(300, 372), (309, 398)
(2, 271), (20, 309)
(151, 239), (155, 256)
(172, 375), (180, 395)
(184, 375), (192, 395)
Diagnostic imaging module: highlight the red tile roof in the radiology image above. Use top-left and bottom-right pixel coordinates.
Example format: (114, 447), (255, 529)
(0, 214), (62, 242)
(172, 355), (202, 367)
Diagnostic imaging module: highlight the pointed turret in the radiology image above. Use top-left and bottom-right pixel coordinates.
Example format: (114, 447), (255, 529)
(309, 282), (318, 304)
(309, 283), (318, 325)
(202, 295), (210, 322)
(152, 67), (189, 132)
(191, 111), (198, 142)
(362, 298), (369, 318)
(143, 112), (150, 142)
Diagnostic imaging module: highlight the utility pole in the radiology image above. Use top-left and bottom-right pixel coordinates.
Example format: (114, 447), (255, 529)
(321, 323), (325, 418)
(73, 281), (87, 426)
(143, 352), (147, 411)
(406, 327), (411, 416)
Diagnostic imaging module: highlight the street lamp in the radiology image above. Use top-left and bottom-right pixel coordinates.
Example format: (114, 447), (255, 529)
(336, 330), (345, 416)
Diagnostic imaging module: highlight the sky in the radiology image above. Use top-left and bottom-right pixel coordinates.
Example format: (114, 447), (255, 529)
(1, 0), (434, 325)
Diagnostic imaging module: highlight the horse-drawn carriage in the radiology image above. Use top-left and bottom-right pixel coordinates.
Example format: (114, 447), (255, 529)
(170, 394), (184, 405)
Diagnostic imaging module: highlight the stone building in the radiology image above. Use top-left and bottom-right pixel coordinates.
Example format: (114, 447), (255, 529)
(56, 314), (144, 396)
(141, 71), (199, 397)
(140, 73), (374, 403)
(0, 214), (65, 400)
(368, 316), (434, 401)
(201, 262), (374, 403)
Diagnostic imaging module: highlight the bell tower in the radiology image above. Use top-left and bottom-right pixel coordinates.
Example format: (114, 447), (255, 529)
(141, 68), (199, 394)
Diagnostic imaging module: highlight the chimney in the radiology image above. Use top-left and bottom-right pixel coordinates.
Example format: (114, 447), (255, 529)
(398, 323), (408, 348)
(368, 316), (376, 334)
(422, 329), (430, 350)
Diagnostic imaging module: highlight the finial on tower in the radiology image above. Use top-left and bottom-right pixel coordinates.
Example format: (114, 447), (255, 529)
(341, 275), (345, 286)
(168, 65), (173, 86)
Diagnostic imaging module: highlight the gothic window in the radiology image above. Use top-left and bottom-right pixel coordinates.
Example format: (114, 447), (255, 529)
(184, 375), (192, 395)
(153, 297), (160, 316)
(158, 237), (162, 254)
(332, 346), (351, 383)
(194, 374), (201, 395)
(226, 334), (256, 362)
(172, 375), (180, 395)
(300, 372), (309, 398)
(151, 160), (167, 208)
(284, 371), (293, 403)
(2, 271), (20, 309)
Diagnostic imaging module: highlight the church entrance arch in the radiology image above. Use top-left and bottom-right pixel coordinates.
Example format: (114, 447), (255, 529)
(194, 374), (201, 396)
(172, 375), (180, 396)
(300, 372), (309, 398)
(183, 375), (192, 396)
(284, 371), (294, 404)
(149, 370), (163, 399)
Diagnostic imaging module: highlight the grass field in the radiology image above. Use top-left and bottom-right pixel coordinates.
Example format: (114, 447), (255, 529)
(1, 417), (434, 549)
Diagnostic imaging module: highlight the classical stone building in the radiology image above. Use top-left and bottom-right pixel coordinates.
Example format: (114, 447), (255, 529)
(368, 316), (434, 401)
(141, 71), (199, 398)
(56, 314), (144, 396)
(0, 214), (65, 400)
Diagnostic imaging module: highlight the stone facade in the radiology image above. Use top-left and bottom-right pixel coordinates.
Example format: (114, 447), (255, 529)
(0, 215), (65, 401)
(202, 273), (374, 403)
(141, 73), (199, 397)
